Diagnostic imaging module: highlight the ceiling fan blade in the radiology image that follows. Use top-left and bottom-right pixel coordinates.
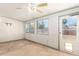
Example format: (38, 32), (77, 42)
(37, 3), (48, 7)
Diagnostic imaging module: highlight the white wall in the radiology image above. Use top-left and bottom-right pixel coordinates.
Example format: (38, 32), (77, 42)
(0, 17), (24, 42)
(25, 6), (79, 50)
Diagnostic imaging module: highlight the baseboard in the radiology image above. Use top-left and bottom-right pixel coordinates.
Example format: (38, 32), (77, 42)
(0, 39), (25, 44)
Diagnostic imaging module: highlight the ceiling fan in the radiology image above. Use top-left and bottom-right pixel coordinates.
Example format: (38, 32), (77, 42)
(28, 3), (48, 13)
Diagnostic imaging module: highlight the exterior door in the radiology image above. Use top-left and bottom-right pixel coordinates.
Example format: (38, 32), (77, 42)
(59, 15), (78, 54)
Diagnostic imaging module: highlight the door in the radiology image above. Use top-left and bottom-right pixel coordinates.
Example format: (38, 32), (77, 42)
(59, 15), (78, 54)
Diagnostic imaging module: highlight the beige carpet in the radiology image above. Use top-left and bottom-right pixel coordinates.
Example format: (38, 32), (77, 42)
(0, 39), (71, 56)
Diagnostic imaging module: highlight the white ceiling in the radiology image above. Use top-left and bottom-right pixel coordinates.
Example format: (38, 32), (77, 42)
(0, 3), (79, 21)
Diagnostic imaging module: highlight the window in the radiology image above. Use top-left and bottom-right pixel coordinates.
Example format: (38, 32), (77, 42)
(25, 23), (29, 33)
(29, 22), (35, 33)
(63, 17), (77, 35)
(37, 19), (48, 34)
(25, 22), (35, 33)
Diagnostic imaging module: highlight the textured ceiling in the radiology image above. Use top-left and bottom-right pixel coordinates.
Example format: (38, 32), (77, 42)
(0, 3), (79, 21)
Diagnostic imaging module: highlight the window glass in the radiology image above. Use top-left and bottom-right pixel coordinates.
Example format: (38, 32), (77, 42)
(63, 16), (77, 35)
(29, 22), (35, 33)
(25, 23), (29, 33)
(25, 22), (35, 33)
(37, 19), (48, 34)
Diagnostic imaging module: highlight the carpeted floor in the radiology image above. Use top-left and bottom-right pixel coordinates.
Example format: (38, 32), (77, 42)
(0, 39), (71, 56)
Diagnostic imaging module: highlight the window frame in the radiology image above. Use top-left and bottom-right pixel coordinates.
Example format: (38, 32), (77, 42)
(25, 21), (35, 34)
(37, 18), (49, 35)
(25, 23), (30, 33)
